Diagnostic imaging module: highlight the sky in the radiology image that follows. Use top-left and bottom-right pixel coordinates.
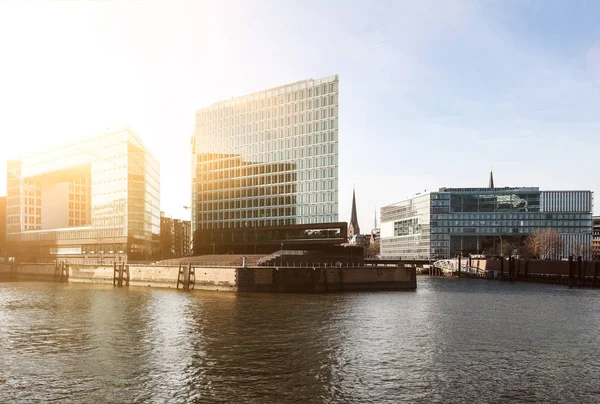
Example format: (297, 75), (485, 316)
(0, 0), (599, 229)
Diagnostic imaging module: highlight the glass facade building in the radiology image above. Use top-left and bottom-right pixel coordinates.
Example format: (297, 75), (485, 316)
(5, 128), (160, 262)
(381, 187), (593, 260)
(191, 75), (340, 253)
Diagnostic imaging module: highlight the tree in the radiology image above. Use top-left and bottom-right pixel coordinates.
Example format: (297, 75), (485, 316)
(571, 242), (590, 259)
(525, 229), (563, 260)
(502, 241), (515, 257)
(366, 243), (380, 258)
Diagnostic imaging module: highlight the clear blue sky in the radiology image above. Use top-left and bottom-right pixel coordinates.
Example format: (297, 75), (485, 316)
(0, 0), (599, 229)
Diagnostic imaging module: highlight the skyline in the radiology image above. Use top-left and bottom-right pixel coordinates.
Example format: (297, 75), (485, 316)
(1, 0), (599, 230)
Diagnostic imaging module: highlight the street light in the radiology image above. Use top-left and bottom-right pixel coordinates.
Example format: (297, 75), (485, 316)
(280, 242), (284, 266)
(183, 206), (192, 255)
(211, 241), (215, 265)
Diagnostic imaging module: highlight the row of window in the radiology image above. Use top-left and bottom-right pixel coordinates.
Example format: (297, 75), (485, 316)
(197, 192), (337, 210)
(199, 120), (339, 149)
(199, 103), (338, 131)
(199, 215), (337, 230)
(198, 132), (338, 154)
(430, 227), (589, 235)
(197, 180), (336, 196)
(431, 213), (592, 220)
(69, 193), (88, 202)
(198, 82), (338, 122)
(432, 220), (590, 227)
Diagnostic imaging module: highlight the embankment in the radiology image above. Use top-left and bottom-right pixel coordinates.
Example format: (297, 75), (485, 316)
(0, 263), (416, 292)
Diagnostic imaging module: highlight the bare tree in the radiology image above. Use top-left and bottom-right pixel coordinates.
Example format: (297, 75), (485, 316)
(366, 243), (380, 258)
(571, 242), (590, 259)
(526, 229), (563, 260)
(502, 241), (515, 257)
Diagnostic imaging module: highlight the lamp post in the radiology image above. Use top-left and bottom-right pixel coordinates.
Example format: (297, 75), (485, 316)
(212, 241), (215, 265)
(183, 205), (192, 255)
(244, 222), (248, 254)
(280, 242), (283, 266)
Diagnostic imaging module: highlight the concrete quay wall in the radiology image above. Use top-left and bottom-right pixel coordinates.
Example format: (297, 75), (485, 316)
(0, 263), (56, 282)
(0, 263), (416, 292)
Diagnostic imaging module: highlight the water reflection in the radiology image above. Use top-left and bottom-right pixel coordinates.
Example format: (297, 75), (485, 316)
(1, 280), (600, 403)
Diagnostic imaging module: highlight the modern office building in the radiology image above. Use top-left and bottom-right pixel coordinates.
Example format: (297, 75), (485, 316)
(5, 128), (160, 262)
(191, 75), (345, 254)
(380, 176), (593, 260)
(593, 216), (600, 259)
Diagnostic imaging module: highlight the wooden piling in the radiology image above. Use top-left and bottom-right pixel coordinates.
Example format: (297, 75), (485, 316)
(188, 263), (195, 290)
(113, 262), (118, 286)
(577, 256), (583, 288)
(568, 256), (574, 288)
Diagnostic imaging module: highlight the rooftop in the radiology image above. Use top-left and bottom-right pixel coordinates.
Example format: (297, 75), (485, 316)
(197, 74), (339, 111)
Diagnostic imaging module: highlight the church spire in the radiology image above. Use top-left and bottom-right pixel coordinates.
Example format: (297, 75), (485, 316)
(489, 167), (494, 189)
(374, 208), (377, 230)
(349, 186), (360, 238)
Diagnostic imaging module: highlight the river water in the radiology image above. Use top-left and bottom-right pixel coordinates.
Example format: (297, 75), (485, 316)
(1, 278), (599, 403)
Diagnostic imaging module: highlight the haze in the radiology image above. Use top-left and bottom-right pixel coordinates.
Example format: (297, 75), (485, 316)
(1, 0), (599, 228)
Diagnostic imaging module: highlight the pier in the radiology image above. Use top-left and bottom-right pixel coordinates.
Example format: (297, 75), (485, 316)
(0, 257), (416, 293)
(430, 256), (600, 289)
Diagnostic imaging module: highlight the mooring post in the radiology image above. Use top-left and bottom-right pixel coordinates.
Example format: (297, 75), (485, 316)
(177, 262), (182, 289)
(500, 258), (504, 280)
(457, 255), (461, 278)
(510, 257), (515, 282)
(577, 256), (583, 288)
(516, 259), (521, 281)
(593, 261), (599, 288)
(183, 262), (190, 290)
(568, 256), (574, 288)
(113, 262), (117, 286)
(188, 263), (194, 290)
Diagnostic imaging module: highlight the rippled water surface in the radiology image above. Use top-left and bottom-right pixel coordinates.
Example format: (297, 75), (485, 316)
(1, 278), (600, 403)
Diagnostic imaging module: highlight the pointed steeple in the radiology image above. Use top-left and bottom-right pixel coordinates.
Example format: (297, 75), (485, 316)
(348, 186), (360, 238)
(373, 208), (377, 230)
(489, 167), (494, 189)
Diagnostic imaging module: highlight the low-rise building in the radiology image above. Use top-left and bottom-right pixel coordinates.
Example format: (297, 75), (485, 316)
(381, 175), (593, 260)
(160, 212), (191, 259)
